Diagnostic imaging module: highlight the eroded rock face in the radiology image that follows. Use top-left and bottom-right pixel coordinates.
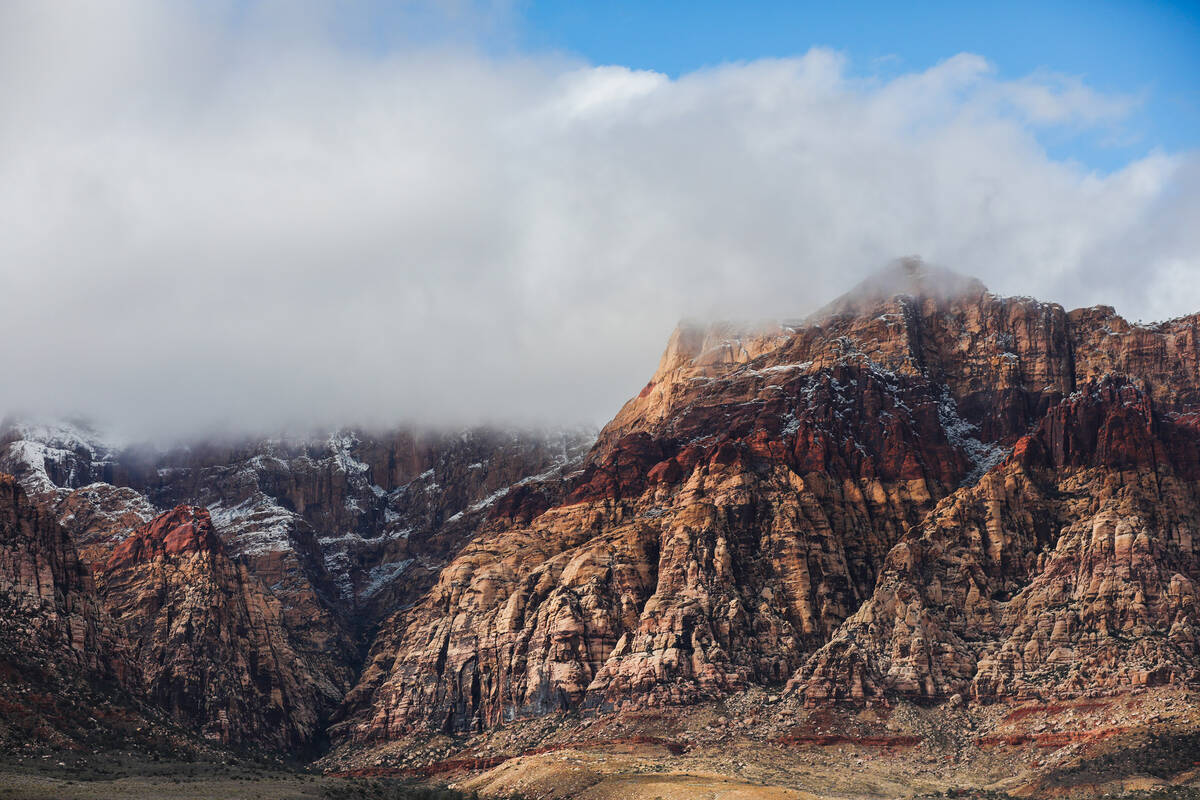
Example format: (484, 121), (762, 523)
(94, 505), (344, 751)
(0, 422), (593, 752)
(0, 473), (166, 751)
(8, 259), (1200, 760)
(135, 428), (593, 628)
(790, 378), (1200, 704)
(341, 377), (968, 739)
(337, 260), (1200, 743)
(0, 473), (109, 675)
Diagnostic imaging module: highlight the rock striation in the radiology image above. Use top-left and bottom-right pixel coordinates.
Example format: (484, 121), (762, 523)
(0, 422), (593, 752)
(0, 472), (111, 678)
(0, 474), (160, 751)
(790, 377), (1200, 705)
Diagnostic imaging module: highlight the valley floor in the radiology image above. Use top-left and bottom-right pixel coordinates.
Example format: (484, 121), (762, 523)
(3, 688), (1200, 800)
(321, 686), (1200, 800)
(0, 758), (470, 800)
(3, 754), (1199, 800)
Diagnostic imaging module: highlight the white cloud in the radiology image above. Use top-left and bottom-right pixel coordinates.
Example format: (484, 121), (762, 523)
(0, 1), (1196, 439)
(999, 72), (1139, 126)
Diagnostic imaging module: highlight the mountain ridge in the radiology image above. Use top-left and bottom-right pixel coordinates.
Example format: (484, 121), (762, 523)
(2, 262), (1200, 797)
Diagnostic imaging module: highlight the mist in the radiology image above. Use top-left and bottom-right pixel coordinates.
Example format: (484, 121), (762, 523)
(2, 1), (1198, 441)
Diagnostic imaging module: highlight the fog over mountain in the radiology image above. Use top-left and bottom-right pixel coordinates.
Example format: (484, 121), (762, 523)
(2, 1), (1197, 439)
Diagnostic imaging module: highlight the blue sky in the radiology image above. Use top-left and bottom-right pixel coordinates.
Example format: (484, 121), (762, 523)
(516, 0), (1199, 172)
(294, 0), (1200, 171)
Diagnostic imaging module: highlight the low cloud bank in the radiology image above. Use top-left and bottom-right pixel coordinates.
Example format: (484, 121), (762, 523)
(1, 2), (1197, 439)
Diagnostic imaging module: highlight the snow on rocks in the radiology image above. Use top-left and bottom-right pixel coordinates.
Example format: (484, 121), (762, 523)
(936, 389), (1009, 485)
(209, 493), (301, 557)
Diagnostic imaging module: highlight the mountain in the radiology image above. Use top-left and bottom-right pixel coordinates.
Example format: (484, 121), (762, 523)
(0, 474), (201, 756)
(2, 259), (1199, 797)
(96, 504), (340, 751)
(335, 259), (1197, 741)
(793, 378), (1200, 705)
(0, 422), (594, 754)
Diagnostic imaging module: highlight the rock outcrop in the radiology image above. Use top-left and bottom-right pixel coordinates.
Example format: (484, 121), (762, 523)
(0, 472), (111, 678)
(0, 473), (150, 750)
(6, 258), (1200, 766)
(94, 505), (341, 751)
(342, 360), (971, 739)
(791, 377), (1200, 704)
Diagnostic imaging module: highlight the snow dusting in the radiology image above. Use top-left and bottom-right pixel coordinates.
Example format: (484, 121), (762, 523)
(209, 494), (298, 557)
(360, 559), (414, 599)
(936, 390), (1009, 486)
(0, 420), (126, 493)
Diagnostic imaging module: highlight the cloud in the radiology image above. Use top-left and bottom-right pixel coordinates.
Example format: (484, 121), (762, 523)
(998, 71), (1140, 126)
(0, 1), (1197, 439)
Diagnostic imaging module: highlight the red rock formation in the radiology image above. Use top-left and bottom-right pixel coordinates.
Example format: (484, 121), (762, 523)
(789, 378), (1200, 705)
(0, 422), (591, 752)
(335, 260), (1200, 745)
(105, 505), (224, 570)
(0, 473), (109, 674)
(8, 259), (1200, 766)
(95, 505), (342, 751)
(0, 473), (159, 750)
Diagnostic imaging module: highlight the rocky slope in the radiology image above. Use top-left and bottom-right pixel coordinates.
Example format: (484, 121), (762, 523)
(0, 473), (109, 674)
(94, 504), (343, 751)
(791, 377), (1200, 705)
(0, 474), (190, 754)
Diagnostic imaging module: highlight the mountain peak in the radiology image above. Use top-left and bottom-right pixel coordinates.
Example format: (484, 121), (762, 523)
(811, 257), (988, 321)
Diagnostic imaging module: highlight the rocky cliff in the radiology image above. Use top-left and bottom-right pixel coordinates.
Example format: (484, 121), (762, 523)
(0, 473), (107, 667)
(791, 377), (1200, 705)
(333, 260), (1200, 746)
(0, 474), (179, 753)
(93, 504), (345, 751)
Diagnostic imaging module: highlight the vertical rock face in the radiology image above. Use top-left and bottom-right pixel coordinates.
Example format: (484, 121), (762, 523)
(335, 260), (1200, 743)
(95, 505), (339, 751)
(133, 428), (593, 628)
(341, 372), (970, 739)
(0, 473), (108, 673)
(0, 473), (161, 750)
(790, 378), (1200, 704)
